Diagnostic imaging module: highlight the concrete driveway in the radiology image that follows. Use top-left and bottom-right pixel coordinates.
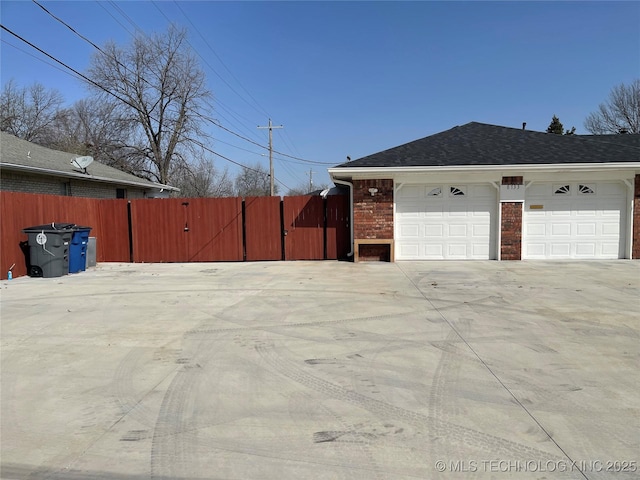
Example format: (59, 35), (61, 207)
(1, 261), (638, 480)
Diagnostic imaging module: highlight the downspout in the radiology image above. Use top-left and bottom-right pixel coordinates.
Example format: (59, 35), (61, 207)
(332, 178), (354, 257)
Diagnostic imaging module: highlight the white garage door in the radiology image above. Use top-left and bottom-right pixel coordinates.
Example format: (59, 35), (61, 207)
(396, 184), (497, 260)
(524, 182), (626, 259)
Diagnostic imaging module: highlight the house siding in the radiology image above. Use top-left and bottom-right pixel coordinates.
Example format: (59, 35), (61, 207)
(353, 179), (394, 239)
(0, 171), (147, 199)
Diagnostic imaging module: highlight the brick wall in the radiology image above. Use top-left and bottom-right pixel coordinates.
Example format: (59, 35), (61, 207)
(1, 171), (147, 199)
(633, 174), (640, 259)
(353, 179), (394, 239)
(500, 176), (523, 260)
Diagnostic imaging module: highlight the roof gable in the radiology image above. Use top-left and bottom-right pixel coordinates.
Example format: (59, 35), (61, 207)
(334, 122), (639, 168)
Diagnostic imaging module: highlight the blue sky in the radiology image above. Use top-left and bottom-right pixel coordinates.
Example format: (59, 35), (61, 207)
(1, 1), (638, 191)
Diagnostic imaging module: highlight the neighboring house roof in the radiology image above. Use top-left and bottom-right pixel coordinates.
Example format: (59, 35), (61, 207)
(332, 122), (640, 169)
(0, 131), (179, 192)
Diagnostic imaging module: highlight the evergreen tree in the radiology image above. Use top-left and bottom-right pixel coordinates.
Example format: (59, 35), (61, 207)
(547, 115), (564, 134)
(547, 115), (576, 135)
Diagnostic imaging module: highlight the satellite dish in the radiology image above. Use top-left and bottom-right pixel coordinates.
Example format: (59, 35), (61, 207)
(71, 156), (94, 172)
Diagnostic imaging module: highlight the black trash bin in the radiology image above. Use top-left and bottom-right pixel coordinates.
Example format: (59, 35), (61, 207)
(69, 226), (92, 273)
(22, 223), (75, 277)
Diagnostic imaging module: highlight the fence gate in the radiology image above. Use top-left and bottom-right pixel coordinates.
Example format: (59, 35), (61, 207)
(2, 192), (350, 278)
(283, 196), (325, 260)
(130, 197), (243, 262)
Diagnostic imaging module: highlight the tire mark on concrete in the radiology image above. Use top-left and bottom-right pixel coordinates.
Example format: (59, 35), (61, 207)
(255, 341), (573, 467)
(184, 311), (419, 336)
(354, 337), (432, 476)
(287, 390), (383, 480)
(427, 318), (469, 469)
(149, 331), (224, 479)
(398, 263), (592, 480)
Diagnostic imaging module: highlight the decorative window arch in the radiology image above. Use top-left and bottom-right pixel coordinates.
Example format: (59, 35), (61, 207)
(578, 184), (596, 195)
(449, 186), (466, 196)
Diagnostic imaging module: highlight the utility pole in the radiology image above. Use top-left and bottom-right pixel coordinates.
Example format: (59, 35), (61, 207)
(257, 119), (283, 196)
(306, 168), (315, 193)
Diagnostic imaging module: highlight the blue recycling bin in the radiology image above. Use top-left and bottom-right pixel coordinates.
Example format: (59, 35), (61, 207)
(69, 226), (92, 273)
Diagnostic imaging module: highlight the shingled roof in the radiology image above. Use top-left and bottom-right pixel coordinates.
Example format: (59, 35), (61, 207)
(0, 132), (179, 191)
(334, 122), (639, 168)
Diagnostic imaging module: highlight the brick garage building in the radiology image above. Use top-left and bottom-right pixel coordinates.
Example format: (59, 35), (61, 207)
(1, 132), (178, 199)
(329, 122), (640, 261)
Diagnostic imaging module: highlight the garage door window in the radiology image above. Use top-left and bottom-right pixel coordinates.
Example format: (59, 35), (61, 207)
(553, 184), (570, 195)
(427, 187), (442, 197)
(578, 184), (596, 195)
(449, 186), (466, 196)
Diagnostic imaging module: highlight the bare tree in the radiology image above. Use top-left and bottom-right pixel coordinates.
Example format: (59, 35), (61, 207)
(172, 156), (234, 197)
(0, 80), (65, 143)
(47, 99), (136, 171)
(234, 163), (277, 197)
(584, 79), (640, 134)
(87, 26), (212, 184)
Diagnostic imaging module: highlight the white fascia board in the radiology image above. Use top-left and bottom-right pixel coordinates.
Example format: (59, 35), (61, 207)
(329, 163), (640, 180)
(1, 162), (180, 192)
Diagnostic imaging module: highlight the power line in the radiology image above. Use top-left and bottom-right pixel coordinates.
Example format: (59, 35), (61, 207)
(32, 0), (166, 95)
(34, 0), (334, 169)
(150, 2), (327, 170)
(1, 38), (79, 79)
(1, 24), (131, 106)
(185, 137), (262, 173)
(204, 98), (265, 144)
(107, 0), (146, 36)
(208, 117), (335, 165)
(32, 1), (103, 52)
(54, 0), (331, 178)
(8, 3), (320, 186)
(0, 23), (294, 187)
(170, 0), (270, 119)
(151, 0), (269, 122)
(94, 1), (135, 37)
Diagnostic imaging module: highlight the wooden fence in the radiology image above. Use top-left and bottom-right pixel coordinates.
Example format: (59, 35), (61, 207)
(1, 191), (350, 279)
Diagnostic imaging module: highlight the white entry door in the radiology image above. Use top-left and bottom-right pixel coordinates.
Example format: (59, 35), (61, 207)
(396, 184), (497, 260)
(524, 182), (626, 259)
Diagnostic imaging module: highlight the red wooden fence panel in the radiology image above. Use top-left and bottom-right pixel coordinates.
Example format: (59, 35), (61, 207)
(1, 191), (350, 279)
(283, 195), (324, 260)
(96, 199), (130, 262)
(326, 195), (350, 260)
(0, 192), (129, 278)
(185, 197), (243, 262)
(130, 198), (186, 262)
(0, 191), (49, 279)
(244, 196), (282, 261)
(130, 197), (243, 263)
